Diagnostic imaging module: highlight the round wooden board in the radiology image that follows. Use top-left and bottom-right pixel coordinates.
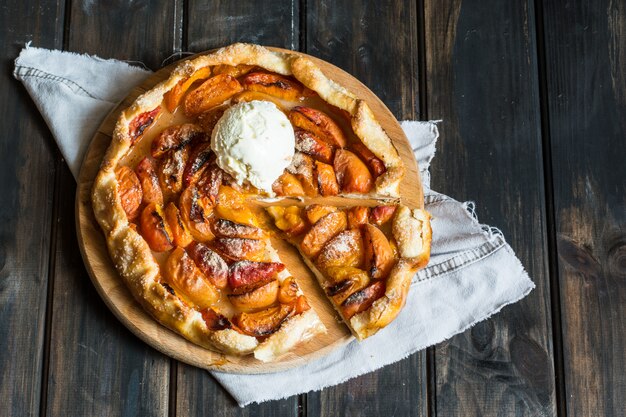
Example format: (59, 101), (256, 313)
(76, 47), (423, 374)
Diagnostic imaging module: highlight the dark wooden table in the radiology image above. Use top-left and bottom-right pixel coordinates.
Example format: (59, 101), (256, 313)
(2, 1), (625, 416)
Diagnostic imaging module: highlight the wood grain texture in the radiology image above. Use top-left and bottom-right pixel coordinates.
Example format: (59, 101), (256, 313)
(43, 1), (180, 416)
(186, 0), (300, 52)
(0, 1), (63, 416)
(424, 0), (557, 415)
(67, 0), (181, 69)
(542, 0), (626, 416)
(304, 2), (428, 416)
(179, 1), (302, 413)
(177, 363), (300, 416)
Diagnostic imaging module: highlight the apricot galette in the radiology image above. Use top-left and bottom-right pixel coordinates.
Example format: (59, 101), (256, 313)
(92, 43), (431, 362)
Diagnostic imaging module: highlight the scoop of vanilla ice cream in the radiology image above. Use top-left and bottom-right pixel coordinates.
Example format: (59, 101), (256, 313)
(211, 101), (295, 195)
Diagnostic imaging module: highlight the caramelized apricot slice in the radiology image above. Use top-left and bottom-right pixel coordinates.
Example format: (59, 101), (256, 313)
(139, 203), (173, 252)
(314, 161), (339, 196)
(363, 224), (395, 280)
(197, 106), (227, 134)
(229, 280), (279, 312)
(212, 64), (255, 78)
(200, 308), (232, 331)
(164, 202), (193, 248)
(179, 185), (214, 242)
(333, 149), (373, 193)
(152, 123), (205, 158)
(228, 261), (285, 294)
(300, 210), (347, 258)
(287, 153), (318, 196)
(216, 185), (257, 226)
(277, 277), (299, 305)
(241, 72), (305, 101)
(233, 304), (294, 337)
(184, 74), (243, 117)
(266, 206), (308, 237)
(347, 206), (370, 229)
(158, 146), (190, 196)
(212, 237), (266, 262)
(135, 157), (163, 205)
(388, 238), (400, 259)
(289, 107), (347, 148)
(187, 242), (228, 289)
(305, 205), (337, 225)
(164, 247), (218, 308)
(129, 107), (161, 143)
(325, 266), (370, 305)
(295, 130), (335, 164)
(351, 142), (386, 177)
(182, 184), (213, 223)
(232, 91), (285, 110)
(196, 162), (223, 205)
(341, 280), (386, 319)
(115, 166), (142, 220)
(316, 229), (364, 270)
(272, 171), (306, 197)
(211, 218), (265, 240)
(325, 265), (369, 284)
(370, 205), (397, 226)
(164, 66), (212, 112)
(183, 142), (213, 188)
(294, 295), (311, 314)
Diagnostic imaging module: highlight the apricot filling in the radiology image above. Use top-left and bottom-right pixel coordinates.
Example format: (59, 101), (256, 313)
(110, 59), (421, 354)
(266, 204), (403, 326)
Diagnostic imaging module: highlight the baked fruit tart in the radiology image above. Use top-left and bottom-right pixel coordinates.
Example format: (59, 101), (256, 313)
(91, 43), (432, 362)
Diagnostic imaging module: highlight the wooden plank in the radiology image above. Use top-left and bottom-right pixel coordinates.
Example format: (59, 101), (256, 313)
(541, 1), (626, 416)
(186, 0), (300, 52)
(44, 1), (181, 416)
(0, 1), (63, 416)
(175, 0), (302, 414)
(305, 0), (419, 118)
(66, 0), (183, 69)
(424, 0), (558, 416)
(304, 2), (428, 416)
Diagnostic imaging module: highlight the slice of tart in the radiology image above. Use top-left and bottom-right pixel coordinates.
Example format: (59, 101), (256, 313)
(266, 204), (432, 340)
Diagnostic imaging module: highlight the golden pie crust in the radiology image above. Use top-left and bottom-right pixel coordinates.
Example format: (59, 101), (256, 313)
(92, 43), (430, 361)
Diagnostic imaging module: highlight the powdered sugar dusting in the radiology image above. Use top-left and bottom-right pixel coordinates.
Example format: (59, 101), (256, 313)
(212, 218), (264, 239)
(320, 229), (361, 261)
(201, 248), (228, 276)
(295, 131), (318, 154)
(286, 152), (312, 177)
(213, 237), (266, 260)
